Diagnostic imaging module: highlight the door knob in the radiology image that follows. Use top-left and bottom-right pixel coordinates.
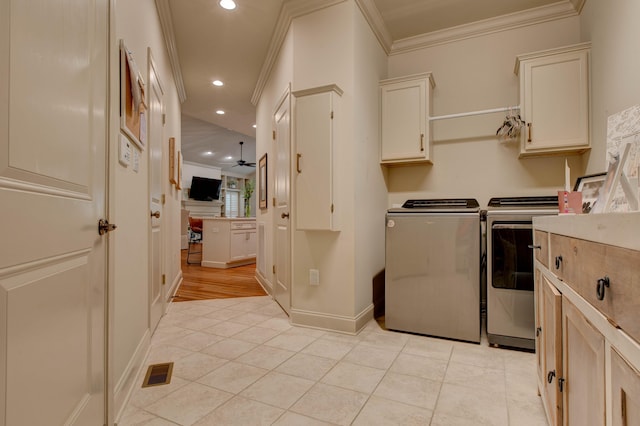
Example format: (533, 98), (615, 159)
(98, 219), (117, 235)
(151, 211), (161, 218)
(281, 212), (289, 219)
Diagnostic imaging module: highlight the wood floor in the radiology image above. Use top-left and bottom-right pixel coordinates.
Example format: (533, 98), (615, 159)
(173, 244), (267, 302)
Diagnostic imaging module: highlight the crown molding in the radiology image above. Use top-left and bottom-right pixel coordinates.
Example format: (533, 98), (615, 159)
(155, 0), (187, 103)
(251, 0), (347, 106)
(390, 1), (580, 55)
(354, 0), (392, 55)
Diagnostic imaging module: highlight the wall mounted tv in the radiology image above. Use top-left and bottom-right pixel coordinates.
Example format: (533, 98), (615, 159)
(189, 176), (222, 201)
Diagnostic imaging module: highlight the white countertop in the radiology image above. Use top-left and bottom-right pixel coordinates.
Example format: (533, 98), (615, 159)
(202, 217), (255, 221)
(533, 212), (640, 251)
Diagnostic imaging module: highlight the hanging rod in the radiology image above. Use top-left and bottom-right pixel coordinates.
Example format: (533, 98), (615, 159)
(429, 105), (520, 121)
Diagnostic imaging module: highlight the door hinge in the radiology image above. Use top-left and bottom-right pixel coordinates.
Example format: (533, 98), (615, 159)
(162, 274), (166, 285)
(272, 265), (276, 274)
(161, 194), (166, 205)
(331, 204), (334, 213)
(331, 111), (334, 119)
(162, 113), (166, 125)
(273, 197), (276, 207)
(272, 130), (276, 140)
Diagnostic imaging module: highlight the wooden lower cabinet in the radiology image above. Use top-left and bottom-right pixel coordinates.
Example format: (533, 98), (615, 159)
(562, 297), (605, 426)
(611, 348), (640, 426)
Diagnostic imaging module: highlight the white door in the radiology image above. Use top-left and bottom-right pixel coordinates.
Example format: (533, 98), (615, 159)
(273, 90), (291, 314)
(148, 49), (164, 332)
(0, 1), (109, 425)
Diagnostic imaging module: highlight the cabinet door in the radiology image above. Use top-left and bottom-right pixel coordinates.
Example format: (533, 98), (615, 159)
(380, 74), (433, 164)
(230, 231), (248, 260)
(294, 86), (340, 231)
(562, 297), (605, 426)
(611, 348), (640, 426)
(539, 275), (563, 426)
(245, 231), (257, 258)
(518, 44), (590, 156)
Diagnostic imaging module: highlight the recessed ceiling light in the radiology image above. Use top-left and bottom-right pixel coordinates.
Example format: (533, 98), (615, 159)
(216, 110), (225, 115)
(224, 155), (233, 160)
(203, 151), (214, 156)
(212, 80), (223, 87)
(219, 0), (236, 10)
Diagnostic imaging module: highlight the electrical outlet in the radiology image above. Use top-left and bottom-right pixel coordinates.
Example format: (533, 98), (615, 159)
(309, 269), (320, 286)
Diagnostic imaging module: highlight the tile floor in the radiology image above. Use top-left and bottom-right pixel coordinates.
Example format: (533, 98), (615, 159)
(119, 296), (548, 425)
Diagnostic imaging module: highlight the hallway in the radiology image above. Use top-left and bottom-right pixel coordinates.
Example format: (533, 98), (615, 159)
(119, 296), (547, 425)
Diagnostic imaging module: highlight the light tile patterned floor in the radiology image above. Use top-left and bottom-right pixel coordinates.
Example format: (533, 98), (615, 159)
(119, 296), (548, 425)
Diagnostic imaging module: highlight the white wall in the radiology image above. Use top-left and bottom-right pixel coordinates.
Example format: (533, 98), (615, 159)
(386, 16), (584, 208)
(182, 162), (223, 189)
(113, 0), (182, 417)
(580, 0), (640, 174)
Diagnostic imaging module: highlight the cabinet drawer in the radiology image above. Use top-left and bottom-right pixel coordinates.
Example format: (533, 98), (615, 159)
(231, 221), (256, 230)
(534, 230), (549, 268)
(550, 234), (640, 344)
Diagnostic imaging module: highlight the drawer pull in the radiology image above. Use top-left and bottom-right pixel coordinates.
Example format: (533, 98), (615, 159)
(536, 326), (542, 337)
(555, 256), (563, 270)
(596, 276), (610, 301)
(528, 244), (542, 250)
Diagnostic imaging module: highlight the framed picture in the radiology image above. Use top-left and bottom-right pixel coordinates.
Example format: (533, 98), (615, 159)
(119, 39), (146, 149)
(259, 153), (267, 209)
(574, 172), (606, 213)
(168, 137), (176, 185)
(176, 151), (183, 190)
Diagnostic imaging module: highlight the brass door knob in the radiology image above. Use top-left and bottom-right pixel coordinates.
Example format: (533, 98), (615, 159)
(151, 211), (161, 218)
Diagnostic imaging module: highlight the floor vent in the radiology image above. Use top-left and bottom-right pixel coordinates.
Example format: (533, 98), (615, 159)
(142, 362), (174, 387)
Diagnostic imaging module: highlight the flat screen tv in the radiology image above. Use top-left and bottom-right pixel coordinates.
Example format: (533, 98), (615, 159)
(189, 176), (222, 201)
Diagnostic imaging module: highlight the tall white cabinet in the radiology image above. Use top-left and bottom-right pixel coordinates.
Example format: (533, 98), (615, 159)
(379, 73), (435, 164)
(516, 42), (591, 157)
(293, 85), (342, 231)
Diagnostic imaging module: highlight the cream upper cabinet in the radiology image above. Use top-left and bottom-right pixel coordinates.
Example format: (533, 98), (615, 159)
(515, 42), (591, 157)
(293, 85), (342, 231)
(380, 73), (435, 164)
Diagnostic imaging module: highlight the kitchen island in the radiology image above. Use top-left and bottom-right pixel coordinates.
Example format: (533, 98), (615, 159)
(201, 217), (256, 269)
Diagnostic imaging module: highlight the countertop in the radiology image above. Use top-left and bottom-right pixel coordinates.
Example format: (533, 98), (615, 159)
(202, 217), (256, 221)
(533, 212), (640, 251)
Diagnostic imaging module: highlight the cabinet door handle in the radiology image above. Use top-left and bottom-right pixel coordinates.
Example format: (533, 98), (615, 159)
(420, 133), (424, 152)
(547, 370), (556, 384)
(296, 154), (302, 173)
(596, 276), (610, 301)
(527, 122), (532, 143)
(536, 326), (542, 337)
(555, 255), (563, 270)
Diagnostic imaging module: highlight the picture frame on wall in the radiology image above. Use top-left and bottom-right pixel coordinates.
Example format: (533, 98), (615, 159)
(259, 153), (267, 210)
(119, 39), (146, 149)
(169, 137), (176, 185)
(574, 172), (607, 213)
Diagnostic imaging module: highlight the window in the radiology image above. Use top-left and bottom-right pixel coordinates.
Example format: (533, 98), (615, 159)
(225, 190), (240, 217)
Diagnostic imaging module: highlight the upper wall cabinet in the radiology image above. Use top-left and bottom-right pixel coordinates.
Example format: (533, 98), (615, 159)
(380, 73), (435, 165)
(293, 84), (342, 231)
(516, 42), (591, 157)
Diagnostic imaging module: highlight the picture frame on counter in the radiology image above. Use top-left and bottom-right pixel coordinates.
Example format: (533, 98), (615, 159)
(574, 172), (606, 213)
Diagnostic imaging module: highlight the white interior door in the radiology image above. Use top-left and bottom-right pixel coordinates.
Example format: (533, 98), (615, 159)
(0, 0), (109, 424)
(148, 49), (164, 333)
(273, 90), (291, 314)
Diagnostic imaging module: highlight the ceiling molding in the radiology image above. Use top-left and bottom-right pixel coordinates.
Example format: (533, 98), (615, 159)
(251, 0), (347, 106)
(354, 0), (392, 55)
(390, 1), (580, 55)
(155, 0), (187, 103)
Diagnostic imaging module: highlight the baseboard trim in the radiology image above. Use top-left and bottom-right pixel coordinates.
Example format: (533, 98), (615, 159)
(166, 270), (182, 303)
(290, 304), (374, 335)
(255, 270), (272, 295)
(113, 329), (151, 421)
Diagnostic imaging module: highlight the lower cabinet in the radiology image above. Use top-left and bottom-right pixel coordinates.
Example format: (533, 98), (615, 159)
(202, 218), (256, 268)
(534, 218), (640, 426)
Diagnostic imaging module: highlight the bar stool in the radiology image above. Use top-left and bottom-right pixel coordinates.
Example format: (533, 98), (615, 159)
(187, 217), (203, 264)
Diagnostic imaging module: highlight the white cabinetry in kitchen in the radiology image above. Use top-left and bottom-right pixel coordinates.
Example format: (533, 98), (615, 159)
(293, 84), (341, 231)
(533, 214), (640, 426)
(201, 218), (256, 268)
(516, 42), (591, 157)
(379, 73), (435, 165)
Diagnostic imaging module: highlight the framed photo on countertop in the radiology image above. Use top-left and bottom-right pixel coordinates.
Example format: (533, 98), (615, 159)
(574, 172), (606, 213)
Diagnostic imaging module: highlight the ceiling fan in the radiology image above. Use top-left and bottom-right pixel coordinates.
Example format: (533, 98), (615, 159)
(233, 141), (256, 167)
